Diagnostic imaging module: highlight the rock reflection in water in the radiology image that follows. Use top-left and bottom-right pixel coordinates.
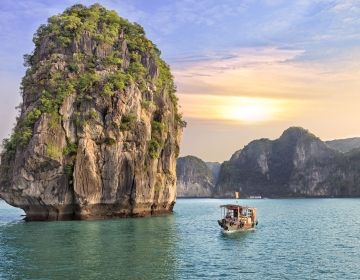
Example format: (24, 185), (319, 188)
(0, 210), (176, 280)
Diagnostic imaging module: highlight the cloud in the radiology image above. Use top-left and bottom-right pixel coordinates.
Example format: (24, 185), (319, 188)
(0, 71), (22, 142)
(149, 0), (250, 30)
(172, 47), (305, 98)
(173, 47), (304, 73)
(172, 46), (360, 125)
(332, 0), (359, 11)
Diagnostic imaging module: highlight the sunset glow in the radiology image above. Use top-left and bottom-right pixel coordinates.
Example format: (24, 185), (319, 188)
(221, 97), (284, 123)
(179, 94), (293, 124)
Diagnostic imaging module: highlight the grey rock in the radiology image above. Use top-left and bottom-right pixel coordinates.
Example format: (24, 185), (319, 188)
(216, 127), (360, 198)
(0, 5), (183, 220)
(325, 138), (360, 153)
(176, 156), (215, 197)
(205, 162), (221, 183)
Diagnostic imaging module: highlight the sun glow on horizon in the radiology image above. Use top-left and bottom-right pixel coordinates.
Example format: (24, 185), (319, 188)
(221, 97), (284, 123)
(179, 94), (291, 124)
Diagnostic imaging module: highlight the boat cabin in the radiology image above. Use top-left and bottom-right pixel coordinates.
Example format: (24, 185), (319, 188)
(218, 204), (258, 231)
(220, 204), (256, 221)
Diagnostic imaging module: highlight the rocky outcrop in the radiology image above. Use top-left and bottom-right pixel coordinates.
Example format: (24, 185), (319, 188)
(216, 127), (360, 198)
(205, 162), (221, 182)
(0, 4), (184, 220)
(176, 156), (215, 197)
(325, 138), (360, 153)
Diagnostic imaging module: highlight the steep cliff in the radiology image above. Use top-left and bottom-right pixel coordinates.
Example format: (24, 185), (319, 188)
(0, 4), (185, 220)
(176, 156), (215, 197)
(216, 127), (360, 198)
(205, 162), (221, 183)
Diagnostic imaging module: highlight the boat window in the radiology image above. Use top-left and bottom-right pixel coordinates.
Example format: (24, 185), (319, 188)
(234, 210), (238, 218)
(226, 210), (233, 218)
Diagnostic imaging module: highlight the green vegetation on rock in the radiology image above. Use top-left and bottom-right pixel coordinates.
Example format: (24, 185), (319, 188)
(47, 143), (62, 159)
(148, 139), (161, 159)
(2, 2), (184, 165)
(120, 113), (137, 131)
(104, 137), (116, 146)
(148, 120), (165, 159)
(0, 3), (184, 221)
(63, 143), (78, 156)
(64, 163), (74, 177)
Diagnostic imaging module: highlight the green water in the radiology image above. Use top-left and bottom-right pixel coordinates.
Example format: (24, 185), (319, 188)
(1, 198), (360, 279)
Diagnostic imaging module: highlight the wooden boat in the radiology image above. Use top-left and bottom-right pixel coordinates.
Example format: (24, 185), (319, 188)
(218, 204), (258, 232)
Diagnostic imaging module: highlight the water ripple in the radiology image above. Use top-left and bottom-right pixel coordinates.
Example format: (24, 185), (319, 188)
(1, 199), (360, 279)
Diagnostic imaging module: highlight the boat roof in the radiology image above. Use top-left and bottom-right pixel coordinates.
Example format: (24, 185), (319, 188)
(220, 204), (255, 210)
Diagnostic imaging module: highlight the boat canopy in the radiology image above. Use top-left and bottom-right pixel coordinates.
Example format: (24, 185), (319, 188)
(220, 204), (249, 210)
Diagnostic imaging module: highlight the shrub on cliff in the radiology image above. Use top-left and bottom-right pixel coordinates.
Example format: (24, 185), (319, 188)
(3, 3), (184, 153)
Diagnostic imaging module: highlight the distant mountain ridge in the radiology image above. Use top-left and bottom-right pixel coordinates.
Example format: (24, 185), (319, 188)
(177, 127), (360, 198)
(325, 138), (360, 153)
(176, 156), (217, 197)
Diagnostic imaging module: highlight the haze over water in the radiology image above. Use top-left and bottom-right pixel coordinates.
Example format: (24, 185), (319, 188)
(1, 198), (360, 279)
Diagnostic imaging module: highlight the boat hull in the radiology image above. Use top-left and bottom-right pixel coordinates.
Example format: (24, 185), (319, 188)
(218, 219), (258, 232)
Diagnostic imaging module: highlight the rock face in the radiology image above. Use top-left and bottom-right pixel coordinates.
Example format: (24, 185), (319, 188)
(216, 127), (360, 198)
(176, 156), (216, 197)
(325, 138), (360, 153)
(205, 162), (221, 183)
(0, 4), (184, 220)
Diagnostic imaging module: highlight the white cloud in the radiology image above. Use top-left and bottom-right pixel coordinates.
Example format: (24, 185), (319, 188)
(173, 47), (304, 74)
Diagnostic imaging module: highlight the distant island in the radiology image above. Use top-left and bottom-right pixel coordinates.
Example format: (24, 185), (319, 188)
(176, 156), (220, 197)
(0, 4), (185, 220)
(177, 127), (360, 198)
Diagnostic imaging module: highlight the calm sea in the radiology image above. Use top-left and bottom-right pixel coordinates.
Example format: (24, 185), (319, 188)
(0, 198), (360, 279)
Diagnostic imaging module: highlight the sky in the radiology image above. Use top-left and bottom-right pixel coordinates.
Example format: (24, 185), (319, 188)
(0, 0), (360, 162)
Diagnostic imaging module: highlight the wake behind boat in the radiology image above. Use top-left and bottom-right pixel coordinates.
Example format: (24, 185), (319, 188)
(218, 204), (258, 232)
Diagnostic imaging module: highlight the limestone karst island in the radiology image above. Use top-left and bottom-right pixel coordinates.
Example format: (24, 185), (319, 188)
(1, 2), (360, 280)
(0, 4), (185, 221)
